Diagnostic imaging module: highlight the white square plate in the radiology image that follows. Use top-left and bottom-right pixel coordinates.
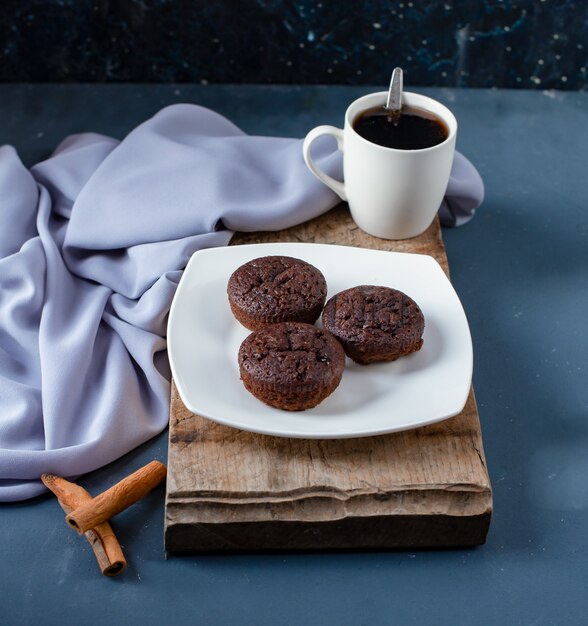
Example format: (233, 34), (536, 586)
(168, 242), (472, 439)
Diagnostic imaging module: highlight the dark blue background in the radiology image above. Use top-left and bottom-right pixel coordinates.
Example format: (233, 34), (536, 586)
(1, 83), (588, 625)
(1, 0), (586, 89)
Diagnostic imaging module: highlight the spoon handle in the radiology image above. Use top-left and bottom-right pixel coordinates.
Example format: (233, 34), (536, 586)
(385, 67), (403, 113)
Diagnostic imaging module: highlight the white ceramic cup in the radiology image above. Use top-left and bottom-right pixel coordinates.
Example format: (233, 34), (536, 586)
(302, 91), (457, 240)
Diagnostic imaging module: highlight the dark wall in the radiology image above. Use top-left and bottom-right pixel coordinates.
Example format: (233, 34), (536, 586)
(1, 0), (586, 89)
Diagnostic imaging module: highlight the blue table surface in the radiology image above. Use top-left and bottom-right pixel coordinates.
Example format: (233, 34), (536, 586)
(1, 84), (587, 626)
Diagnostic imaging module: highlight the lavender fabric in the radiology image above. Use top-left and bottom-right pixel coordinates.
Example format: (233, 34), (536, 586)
(0, 104), (484, 501)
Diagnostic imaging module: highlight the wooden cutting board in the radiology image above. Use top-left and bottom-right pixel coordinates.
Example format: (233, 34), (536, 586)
(164, 206), (492, 552)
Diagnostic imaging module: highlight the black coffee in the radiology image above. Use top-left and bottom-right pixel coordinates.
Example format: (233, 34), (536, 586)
(353, 105), (448, 150)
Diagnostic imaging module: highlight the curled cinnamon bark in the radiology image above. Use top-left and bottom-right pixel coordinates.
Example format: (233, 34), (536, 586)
(66, 461), (167, 534)
(41, 473), (126, 576)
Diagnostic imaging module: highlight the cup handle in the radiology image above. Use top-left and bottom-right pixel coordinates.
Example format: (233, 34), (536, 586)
(302, 125), (347, 201)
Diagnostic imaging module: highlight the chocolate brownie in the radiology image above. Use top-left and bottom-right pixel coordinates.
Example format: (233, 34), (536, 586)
(322, 285), (425, 365)
(227, 256), (327, 330)
(238, 322), (346, 411)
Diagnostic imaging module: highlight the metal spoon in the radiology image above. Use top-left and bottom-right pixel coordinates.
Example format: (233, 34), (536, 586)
(384, 67), (403, 118)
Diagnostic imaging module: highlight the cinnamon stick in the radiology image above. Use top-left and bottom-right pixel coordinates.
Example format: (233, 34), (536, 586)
(41, 474), (126, 576)
(65, 460), (167, 534)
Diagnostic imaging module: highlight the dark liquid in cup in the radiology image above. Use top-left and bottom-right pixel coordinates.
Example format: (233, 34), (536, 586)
(353, 105), (449, 150)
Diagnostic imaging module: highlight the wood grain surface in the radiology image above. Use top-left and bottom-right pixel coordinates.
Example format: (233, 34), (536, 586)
(165, 206), (492, 552)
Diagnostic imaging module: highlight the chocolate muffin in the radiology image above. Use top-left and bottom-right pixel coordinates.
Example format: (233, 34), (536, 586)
(238, 322), (346, 411)
(322, 285), (425, 365)
(227, 256), (327, 330)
